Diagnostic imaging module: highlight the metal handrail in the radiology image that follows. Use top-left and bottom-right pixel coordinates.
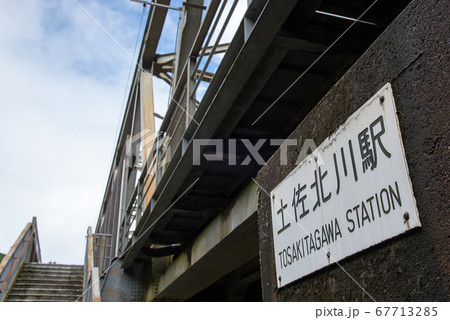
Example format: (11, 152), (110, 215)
(0, 217), (41, 301)
(117, 132), (163, 255)
(160, 0), (237, 132)
(192, 0), (227, 73)
(116, 0), (245, 255)
(93, 233), (113, 276)
(162, 0), (239, 156)
(191, 0), (238, 97)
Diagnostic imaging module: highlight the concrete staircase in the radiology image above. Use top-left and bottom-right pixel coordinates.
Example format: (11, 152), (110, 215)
(4, 263), (84, 302)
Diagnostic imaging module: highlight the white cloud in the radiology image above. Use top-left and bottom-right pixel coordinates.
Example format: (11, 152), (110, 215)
(0, 0), (145, 264)
(0, 0), (249, 265)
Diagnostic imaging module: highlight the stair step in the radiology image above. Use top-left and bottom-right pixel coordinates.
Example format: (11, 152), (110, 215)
(19, 274), (82, 278)
(9, 288), (83, 296)
(25, 262), (83, 268)
(22, 267), (83, 273)
(12, 282), (83, 290)
(22, 264), (82, 269)
(5, 298), (81, 302)
(15, 278), (83, 285)
(15, 279), (83, 285)
(21, 266), (83, 272)
(6, 292), (81, 302)
(18, 272), (83, 279)
(17, 274), (83, 281)
(5, 263), (85, 302)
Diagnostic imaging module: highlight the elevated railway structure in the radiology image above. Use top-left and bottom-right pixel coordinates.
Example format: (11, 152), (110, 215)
(88, 0), (414, 301)
(1, 0), (446, 302)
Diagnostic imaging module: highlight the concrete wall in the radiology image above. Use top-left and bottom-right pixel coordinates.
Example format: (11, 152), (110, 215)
(145, 182), (259, 301)
(256, 0), (449, 301)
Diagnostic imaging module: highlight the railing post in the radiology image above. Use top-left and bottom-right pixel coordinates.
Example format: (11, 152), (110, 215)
(83, 227), (102, 302)
(86, 227), (94, 285)
(98, 235), (106, 276)
(136, 181), (143, 225)
(91, 268), (101, 302)
(31, 217), (42, 263)
(186, 56), (197, 127)
(155, 134), (163, 186)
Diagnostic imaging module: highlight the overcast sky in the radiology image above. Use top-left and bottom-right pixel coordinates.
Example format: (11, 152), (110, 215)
(0, 0), (246, 265)
(0, 0), (152, 264)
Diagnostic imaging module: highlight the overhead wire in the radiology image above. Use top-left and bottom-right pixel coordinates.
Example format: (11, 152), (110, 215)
(119, 4), (147, 138)
(251, 0), (380, 126)
(72, 0), (381, 302)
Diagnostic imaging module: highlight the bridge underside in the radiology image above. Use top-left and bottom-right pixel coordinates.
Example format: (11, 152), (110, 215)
(111, 0), (412, 301)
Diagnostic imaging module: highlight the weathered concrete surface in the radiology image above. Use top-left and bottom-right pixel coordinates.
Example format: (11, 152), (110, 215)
(146, 182), (259, 301)
(256, 0), (449, 301)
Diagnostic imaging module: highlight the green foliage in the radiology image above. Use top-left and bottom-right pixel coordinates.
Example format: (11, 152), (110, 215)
(0, 253), (5, 262)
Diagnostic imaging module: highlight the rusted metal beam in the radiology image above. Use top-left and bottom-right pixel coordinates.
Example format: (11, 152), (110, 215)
(172, 0), (204, 87)
(94, 0), (170, 243)
(142, 0), (171, 67)
(190, 0), (221, 56)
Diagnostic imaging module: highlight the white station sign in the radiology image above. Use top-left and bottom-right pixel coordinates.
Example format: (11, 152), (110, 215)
(270, 83), (420, 288)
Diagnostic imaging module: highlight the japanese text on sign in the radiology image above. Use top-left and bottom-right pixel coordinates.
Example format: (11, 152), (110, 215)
(270, 83), (420, 288)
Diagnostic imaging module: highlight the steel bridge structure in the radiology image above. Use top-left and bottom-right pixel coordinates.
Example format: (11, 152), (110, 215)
(86, 0), (412, 301)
